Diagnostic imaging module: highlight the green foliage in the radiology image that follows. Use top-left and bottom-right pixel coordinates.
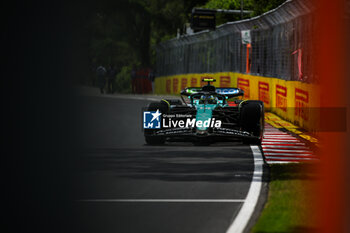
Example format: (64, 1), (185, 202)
(201, 0), (286, 23)
(203, 0), (240, 10)
(86, 0), (203, 75)
(251, 164), (318, 232)
(114, 66), (132, 93)
(250, 0), (286, 16)
(202, 0), (286, 15)
(202, 0), (237, 24)
(83, 0), (286, 85)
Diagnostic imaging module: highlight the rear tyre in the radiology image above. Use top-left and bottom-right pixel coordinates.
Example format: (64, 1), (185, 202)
(240, 101), (264, 145)
(165, 99), (183, 106)
(144, 102), (167, 145)
(149, 101), (169, 113)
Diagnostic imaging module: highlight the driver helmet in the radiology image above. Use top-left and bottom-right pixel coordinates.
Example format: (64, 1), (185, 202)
(208, 95), (218, 104)
(199, 95), (207, 104)
(199, 95), (217, 104)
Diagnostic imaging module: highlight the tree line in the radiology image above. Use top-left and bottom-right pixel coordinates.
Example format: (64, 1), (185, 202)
(78, 0), (285, 91)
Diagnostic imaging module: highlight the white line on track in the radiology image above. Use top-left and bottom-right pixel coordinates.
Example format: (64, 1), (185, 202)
(264, 161), (299, 164)
(262, 145), (309, 149)
(264, 132), (284, 134)
(265, 156), (318, 161)
(226, 145), (264, 233)
(263, 138), (299, 140)
(264, 138), (294, 140)
(263, 138), (299, 141)
(263, 137), (298, 140)
(78, 199), (245, 203)
(261, 142), (305, 145)
(264, 153), (315, 157)
(262, 139), (299, 142)
(262, 149), (312, 153)
(263, 134), (289, 136)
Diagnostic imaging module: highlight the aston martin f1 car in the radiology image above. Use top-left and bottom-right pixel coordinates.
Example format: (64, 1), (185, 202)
(143, 79), (264, 145)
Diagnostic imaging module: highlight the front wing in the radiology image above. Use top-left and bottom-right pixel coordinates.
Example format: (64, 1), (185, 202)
(149, 127), (259, 141)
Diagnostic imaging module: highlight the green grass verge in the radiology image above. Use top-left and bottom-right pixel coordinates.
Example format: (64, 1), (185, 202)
(251, 163), (318, 233)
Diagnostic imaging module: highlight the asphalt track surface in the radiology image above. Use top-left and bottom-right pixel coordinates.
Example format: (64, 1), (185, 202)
(75, 94), (266, 233)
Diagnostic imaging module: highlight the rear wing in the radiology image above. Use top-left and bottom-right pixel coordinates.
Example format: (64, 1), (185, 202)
(180, 87), (202, 96)
(216, 88), (244, 98)
(181, 87), (244, 98)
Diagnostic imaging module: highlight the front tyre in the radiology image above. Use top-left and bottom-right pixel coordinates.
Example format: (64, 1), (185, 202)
(240, 101), (264, 145)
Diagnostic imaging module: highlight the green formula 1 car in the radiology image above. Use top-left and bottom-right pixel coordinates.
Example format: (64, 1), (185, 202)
(143, 79), (264, 145)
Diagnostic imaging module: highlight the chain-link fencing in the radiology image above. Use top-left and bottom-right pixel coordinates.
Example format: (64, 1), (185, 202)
(156, 0), (316, 82)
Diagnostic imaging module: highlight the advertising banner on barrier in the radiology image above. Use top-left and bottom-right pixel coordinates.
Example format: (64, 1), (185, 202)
(191, 77), (198, 87)
(173, 78), (179, 93)
(295, 88), (309, 121)
(237, 77), (250, 99)
(155, 72), (319, 131)
(220, 76), (231, 87)
(258, 81), (270, 107)
(166, 79), (171, 94)
(276, 84), (287, 112)
(181, 77), (188, 91)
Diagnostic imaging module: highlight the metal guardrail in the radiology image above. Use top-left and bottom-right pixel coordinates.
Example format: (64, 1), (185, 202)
(156, 0), (316, 83)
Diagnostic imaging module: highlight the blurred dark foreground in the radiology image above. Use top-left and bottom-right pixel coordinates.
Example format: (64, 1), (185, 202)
(3, 1), (84, 232)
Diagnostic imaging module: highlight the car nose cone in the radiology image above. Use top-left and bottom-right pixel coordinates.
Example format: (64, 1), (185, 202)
(196, 129), (208, 136)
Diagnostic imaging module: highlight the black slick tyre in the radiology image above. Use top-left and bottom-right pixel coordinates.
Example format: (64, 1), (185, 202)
(240, 101), (264, 145)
